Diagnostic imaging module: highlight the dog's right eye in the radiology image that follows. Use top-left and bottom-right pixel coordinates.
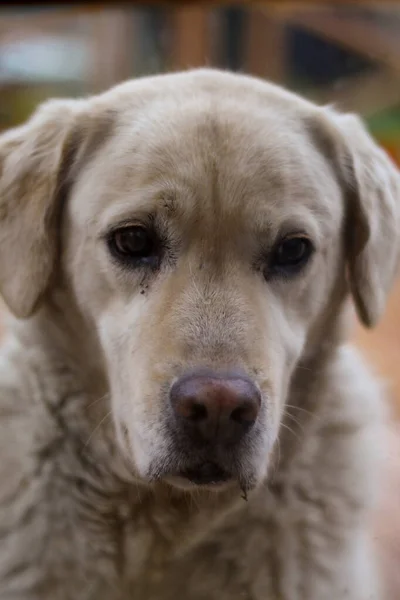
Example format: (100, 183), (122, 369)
(107, 226), (159, 267)
(264, 234), (314, 280)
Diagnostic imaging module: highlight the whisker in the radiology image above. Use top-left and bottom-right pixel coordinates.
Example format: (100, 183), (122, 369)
(285, 404), (320, 420)
(280, 422), (302, 444)
(83, 411), (112, 450)
(283, 411), (306, 434)
(86, 392), (110, 411)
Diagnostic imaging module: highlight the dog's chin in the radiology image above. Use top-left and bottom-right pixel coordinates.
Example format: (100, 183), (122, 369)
(164, 462), (236, 492)
(158, 460), (262, 495)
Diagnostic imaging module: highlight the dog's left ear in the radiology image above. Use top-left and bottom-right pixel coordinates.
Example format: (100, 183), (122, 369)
(0, 99), (84, 318)
(312, 108), (400, 328)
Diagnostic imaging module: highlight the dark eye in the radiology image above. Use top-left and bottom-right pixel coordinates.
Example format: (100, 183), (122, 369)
(268, 235), (313, 277)
(108, 226), (158, 266)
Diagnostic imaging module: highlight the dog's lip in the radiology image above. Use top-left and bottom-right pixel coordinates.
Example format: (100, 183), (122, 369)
(178, 462), (232, 485)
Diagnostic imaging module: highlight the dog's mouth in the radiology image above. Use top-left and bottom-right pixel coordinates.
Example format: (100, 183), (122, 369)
(179, 461), (232, 486)
(158, 457), (258, 494)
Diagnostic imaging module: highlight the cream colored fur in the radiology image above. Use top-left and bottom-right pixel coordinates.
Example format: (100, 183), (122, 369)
(0, 69), (398, 599)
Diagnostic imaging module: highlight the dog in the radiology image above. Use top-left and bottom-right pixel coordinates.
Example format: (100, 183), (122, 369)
(0, 68), (398, 599)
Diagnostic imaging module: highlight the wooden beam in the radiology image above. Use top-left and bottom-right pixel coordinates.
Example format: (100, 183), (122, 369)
(90, 10), (135, 91)
(245, 9), (286, 83)
(170, 6), (209, 70)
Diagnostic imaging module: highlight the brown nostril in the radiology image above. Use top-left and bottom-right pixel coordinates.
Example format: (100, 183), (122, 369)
(170, 369), (261, 442)
(186, 401), (208, 422)
(230, 403), (258, 424)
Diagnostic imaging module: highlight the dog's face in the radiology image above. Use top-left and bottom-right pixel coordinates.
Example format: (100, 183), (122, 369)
(0, 70), (399, 492)
(63, 90), (346, 491)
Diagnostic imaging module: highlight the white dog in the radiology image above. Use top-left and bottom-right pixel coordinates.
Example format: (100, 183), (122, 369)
(0, 69), (398, 599)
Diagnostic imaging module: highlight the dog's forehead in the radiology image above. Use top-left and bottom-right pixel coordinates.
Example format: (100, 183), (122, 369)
(71, 87), (343, 238)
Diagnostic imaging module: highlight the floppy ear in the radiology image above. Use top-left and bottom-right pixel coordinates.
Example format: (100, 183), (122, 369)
(0, 99), (83, 318)
(313, 108), (400, 328)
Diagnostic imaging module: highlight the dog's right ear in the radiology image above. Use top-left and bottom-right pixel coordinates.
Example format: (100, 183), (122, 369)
(308, 107), (400, 328)
(0, 99), (85, 318)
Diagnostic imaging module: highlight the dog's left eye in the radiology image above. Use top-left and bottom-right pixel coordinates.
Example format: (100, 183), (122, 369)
(108, 226), (158, 266)
(267, 235), (314, 277)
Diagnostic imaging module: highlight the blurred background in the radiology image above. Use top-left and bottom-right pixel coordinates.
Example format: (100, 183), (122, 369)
(0, 1), (399, 596)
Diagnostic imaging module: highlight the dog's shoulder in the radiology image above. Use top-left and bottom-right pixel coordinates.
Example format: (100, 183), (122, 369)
(0, 332), (125, 599)
(289, 344), (386, 514)
(323, 343), (386, 423)
(0, 334), (53, 494)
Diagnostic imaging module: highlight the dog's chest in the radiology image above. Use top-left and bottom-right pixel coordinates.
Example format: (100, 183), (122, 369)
(117, 485), (365, 600)
(113, 490), (266, 598)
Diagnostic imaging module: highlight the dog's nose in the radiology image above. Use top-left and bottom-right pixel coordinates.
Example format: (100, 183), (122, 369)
(170, 370), (261, 443)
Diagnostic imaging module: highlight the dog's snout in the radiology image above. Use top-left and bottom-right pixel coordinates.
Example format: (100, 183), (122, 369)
(170, 370), (261, 443)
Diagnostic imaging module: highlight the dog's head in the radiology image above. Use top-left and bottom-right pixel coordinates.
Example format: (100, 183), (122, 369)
(0, 70), (398, 492)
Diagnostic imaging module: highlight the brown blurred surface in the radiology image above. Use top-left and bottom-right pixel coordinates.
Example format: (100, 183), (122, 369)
(354, 280), (400, 420)
(353, 283), (400, 600)
(374, 424), (400, 600)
